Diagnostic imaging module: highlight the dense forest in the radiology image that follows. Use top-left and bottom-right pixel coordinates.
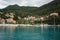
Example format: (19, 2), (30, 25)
(32, 0), (60, 16)
(0, 4), (38, 17)
(0, 0), (60, 16)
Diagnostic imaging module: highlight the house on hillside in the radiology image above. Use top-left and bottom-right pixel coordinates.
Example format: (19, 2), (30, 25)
(9, 13), (14, 18)
(0, 17), (5, 24)
(5, 12), (14, 18)
(5, 13), (10, 17)
(6, 18), (16, 24)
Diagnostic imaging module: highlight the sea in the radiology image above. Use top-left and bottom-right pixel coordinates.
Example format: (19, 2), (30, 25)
(0, 26), (60, 40)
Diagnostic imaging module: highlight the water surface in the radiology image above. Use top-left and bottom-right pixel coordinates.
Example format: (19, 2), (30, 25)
(0, 26), (60, 40)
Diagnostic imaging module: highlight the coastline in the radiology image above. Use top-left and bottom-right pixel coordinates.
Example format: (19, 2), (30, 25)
(0, 24), (60, 27)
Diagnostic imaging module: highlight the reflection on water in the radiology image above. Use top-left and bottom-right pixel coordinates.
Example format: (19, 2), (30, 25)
(0, 26), (60, 40)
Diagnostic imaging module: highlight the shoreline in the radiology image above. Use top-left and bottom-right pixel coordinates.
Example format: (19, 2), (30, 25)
(0, 24), (60, 27)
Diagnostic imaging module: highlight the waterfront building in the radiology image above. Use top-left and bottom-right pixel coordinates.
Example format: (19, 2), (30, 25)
(0, 17), (5, 24)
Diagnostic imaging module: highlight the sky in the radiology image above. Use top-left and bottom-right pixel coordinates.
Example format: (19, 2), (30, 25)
(0, 0), (53, 9)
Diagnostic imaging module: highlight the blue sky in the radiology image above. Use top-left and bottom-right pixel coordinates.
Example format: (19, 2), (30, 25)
(0, 0), (53, 9)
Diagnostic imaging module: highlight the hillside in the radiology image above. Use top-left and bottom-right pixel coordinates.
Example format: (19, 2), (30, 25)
(0, 4), (38, 17)
(32, 0), (60, 16)
(0, 0), (60, 16)
(0, 0), (60, 24)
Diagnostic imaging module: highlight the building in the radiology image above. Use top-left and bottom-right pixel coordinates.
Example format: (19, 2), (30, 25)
(5, 12), (14, 18)
(0, 17), (5, 24)
(6, 18), (16, 24)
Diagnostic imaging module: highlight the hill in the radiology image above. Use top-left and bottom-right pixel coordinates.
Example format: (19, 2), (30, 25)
(32, 0), (60, 16)
(0, 0), (60, 16)
(0, 0), (60, 24)
(0, 4), (38, 17)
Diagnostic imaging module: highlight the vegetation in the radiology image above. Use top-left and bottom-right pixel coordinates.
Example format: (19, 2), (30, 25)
(32, 0), (60, 16)
(0, 0), (60, 25)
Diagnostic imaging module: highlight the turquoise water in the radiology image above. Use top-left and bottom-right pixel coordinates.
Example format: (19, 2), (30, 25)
(0, 26), (60, 40)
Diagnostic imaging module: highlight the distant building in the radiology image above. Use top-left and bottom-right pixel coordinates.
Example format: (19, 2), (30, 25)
(0, 17), (5, 24)
(12, 20), (16, 24)
(18, 16), (21, 19)
(5, 12), (14, 18)
(6, 18), (16, 24)
(9, 13), (14, 18)
(5, 13), (10, 17)
(50, 13), (58, 16)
